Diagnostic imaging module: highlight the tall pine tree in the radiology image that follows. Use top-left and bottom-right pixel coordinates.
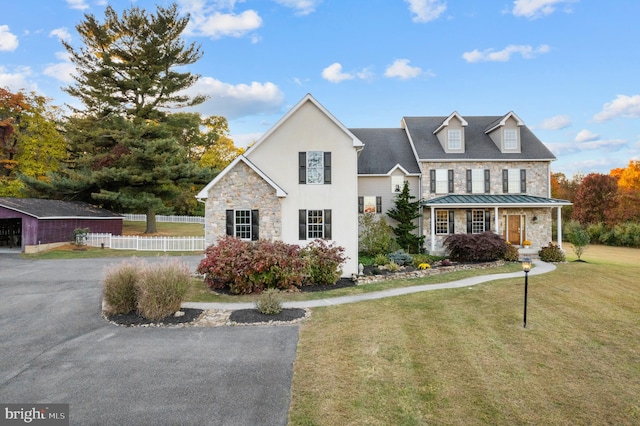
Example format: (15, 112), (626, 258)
(386, 181), (424, 253)
(27, 3), (209, 233)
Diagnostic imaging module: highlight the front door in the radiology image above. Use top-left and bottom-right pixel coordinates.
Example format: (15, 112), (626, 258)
(506, 215), (524, 245)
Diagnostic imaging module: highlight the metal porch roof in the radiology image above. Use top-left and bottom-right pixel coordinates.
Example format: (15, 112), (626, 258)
(423, 194), (572, 207)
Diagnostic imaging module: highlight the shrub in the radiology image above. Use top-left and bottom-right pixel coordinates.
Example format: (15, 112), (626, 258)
(72, 227), (89, 247)
(102, 259), (143, 315)
(136, 259), (191, 320)
(373, 254), (389, 266)
(388, 249), (412, 266)
(197, 237), (306, 294)
(385, 261), (401, 272)
(302, 239), (347, 286)
(538, 243), (566, 263)
(440, 259), (452, 267)
(256, 289), (283, 315)
(411, 253), (440, 268)
(358, 213), (397, 256)
(444, 232), (508, 262)
(503, 243), (520, 262)
(418, 263), (430, 270)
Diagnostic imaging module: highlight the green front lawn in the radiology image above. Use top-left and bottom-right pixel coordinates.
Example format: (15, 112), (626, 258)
(288, 245), (640, 425)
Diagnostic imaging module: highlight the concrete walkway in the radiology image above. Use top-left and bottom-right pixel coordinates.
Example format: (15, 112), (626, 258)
(183, 260), (556, 311)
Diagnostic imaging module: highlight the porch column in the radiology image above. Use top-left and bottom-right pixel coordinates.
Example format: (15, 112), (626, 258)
(494, 207), (499, 234)
(557, 207), (563, 249)
(430, 206), (436, 252)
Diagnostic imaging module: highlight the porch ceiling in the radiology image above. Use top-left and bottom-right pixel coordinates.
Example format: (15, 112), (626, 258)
(423, 194), (572, 208)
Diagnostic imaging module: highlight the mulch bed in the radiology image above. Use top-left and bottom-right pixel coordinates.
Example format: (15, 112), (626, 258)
(105, 308), (204, 327)
(229, 308), (307, 324)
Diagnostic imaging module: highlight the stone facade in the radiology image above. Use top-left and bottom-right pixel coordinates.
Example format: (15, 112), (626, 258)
(204, 161), (281, 246)
(420, 160), (554, 252)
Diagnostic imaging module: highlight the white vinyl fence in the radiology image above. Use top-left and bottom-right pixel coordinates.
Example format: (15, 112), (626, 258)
(87, 233), (205, 251)
(122, 214), (204, 224)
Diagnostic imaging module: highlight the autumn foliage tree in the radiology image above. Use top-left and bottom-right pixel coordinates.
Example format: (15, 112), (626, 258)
(0, 88), (66, 196)
(608, 160), (640, 224)
(571, 173), (618, 225)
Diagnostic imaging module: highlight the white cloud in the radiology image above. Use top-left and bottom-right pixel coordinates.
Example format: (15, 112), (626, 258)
(49, 27), (72, 42)
(321, 63), (355, 83)
(575, 129), (599, 142)
(184, 77), (285, 119)
(462, 44), (550, 63)
(0, 25), (19, 52)
(43, 52), (77, 84)
(405, 0), (447, 23)
(512, 0), (577, 20)
(593, 94), (640, 122)
(274, 0), (322, 16)
(384, 59), (422, 79)
(548, 138), (627, 156)
(230, 132), (263, 149)
(0, 66), (38, 92)
(66, 0), (89, 10)
(539, 115), (571, 130)
(188, 10), (262, 38)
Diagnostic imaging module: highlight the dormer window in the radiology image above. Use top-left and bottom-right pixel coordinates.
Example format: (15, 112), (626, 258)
(448, 129), (462, 150)
(504, 129), (518, 150)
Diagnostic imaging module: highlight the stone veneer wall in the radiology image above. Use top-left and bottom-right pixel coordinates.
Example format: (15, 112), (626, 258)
(418, 161), (553, 253)
(204, 161), (281, 246)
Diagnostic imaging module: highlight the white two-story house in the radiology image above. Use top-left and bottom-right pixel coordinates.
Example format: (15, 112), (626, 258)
(197, 94), (570, 276)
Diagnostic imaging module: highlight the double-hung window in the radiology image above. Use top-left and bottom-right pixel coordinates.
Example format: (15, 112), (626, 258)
(503, 169), (526, 193)
(466, 169), (490, 194)
(299, 151), (331, 184)
(391, 175), (405, 193)
(225, 209), (259, 240)
(358, 196), (382, 214)
(504, 129), (518, 150)
(299, 209), (332, 240)
(448, 129), (462, 150)
(430, 169), (454, 194)
(435, 210), (455, 235)
(466, 209), (490, 234)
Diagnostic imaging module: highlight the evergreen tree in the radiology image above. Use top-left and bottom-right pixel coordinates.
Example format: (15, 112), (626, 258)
(386, 181), (424, 253)
(26, 3), (210, 232)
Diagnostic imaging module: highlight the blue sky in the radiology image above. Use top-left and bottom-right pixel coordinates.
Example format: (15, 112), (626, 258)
(2, 0), (639, 177)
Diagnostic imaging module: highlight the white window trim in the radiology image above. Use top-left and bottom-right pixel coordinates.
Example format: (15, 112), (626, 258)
(471, 169), (484, 194)
(307, 209), (324, 239)
(435, 210), (449, 235)
(471, 209), (485, 234)
(448, 129), (462, 150)
(306, 151), (324, 184)
(391, 175), (405, 193)
(504, 129), (518, 150)
(235, 209), (252, 240)
(507, 169), (520, 194)
(435, 169), (449, 194)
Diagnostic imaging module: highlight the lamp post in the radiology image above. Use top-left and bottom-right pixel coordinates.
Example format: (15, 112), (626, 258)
(521, 257), (532, 328)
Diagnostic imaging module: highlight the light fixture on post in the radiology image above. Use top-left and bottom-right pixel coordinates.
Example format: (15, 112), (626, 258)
(521, 257), (532, 328)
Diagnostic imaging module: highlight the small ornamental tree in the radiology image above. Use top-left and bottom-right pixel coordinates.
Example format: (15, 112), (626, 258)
(386, 181), (424, 253)
(566, 221), (590, 261)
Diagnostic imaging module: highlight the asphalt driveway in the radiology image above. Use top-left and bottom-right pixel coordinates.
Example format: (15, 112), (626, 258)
(0, 255), (299, 425)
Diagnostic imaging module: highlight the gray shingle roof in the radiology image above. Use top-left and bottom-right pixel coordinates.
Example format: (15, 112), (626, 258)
(0, 198), (123, 219)
(403, 116), (556, 161)
(351, 128), (420, 175)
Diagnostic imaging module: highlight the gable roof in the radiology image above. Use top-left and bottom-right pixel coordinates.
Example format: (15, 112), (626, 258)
(244, 93), (364, 156)
(0, 198), (123, 219)
(402, 115), (556, 161)
(484, 111), (524, 133)
(351, 128), (420, 175)
(433, 111), (468, 134)
(195, 155), (287, 200)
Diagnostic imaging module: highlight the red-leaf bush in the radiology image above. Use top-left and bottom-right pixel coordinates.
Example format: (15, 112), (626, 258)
(444, 232), (508, 262)
(197, 237), (306, 294)
(301, 239), (348, 286)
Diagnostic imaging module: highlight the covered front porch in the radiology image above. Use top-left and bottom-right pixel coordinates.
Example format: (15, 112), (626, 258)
(422, 194), (572, 254)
